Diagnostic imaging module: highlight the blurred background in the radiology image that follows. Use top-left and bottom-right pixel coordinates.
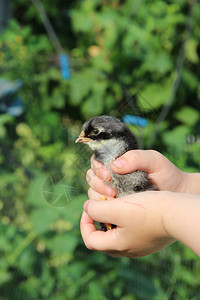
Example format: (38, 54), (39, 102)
(0, 0), (200, 299)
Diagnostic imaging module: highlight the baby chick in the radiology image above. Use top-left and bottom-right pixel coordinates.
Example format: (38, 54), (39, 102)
(76, 115), (156, 231)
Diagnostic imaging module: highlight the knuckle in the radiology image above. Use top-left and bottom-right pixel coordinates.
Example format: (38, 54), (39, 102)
(122, 150), (138, 168)
(148, 149), (159, 157)
(125, 150), (138, 161)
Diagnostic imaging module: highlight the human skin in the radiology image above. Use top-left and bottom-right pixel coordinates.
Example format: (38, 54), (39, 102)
(86, 150), (200, 197)
(81, 191), (200, 257)
(80, 150), (200, 257)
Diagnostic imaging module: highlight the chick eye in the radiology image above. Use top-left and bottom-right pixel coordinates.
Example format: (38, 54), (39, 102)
(92, 128), (100, 135)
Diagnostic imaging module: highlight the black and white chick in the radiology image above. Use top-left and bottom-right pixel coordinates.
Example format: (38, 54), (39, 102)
(76, 115), (157, 231)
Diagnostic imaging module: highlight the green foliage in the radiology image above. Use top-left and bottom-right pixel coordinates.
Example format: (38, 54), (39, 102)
(0, 0), (200, 299)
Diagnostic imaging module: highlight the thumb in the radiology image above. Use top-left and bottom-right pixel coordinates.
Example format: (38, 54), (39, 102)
(111, 150), (160, 174)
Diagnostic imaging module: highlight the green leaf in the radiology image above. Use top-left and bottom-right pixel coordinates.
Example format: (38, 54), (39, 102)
(185, 38), (199, 64)
(142, 52), (173, 75)
(175, 106), (199, 126)
(88, 281), (106, 300)
(122, 24), (148, 49)
(140, 79), (172, 111)
(163, 125), (190, 155)
(71, 10), (93, 33)
(26, 172), (47, 208)
(182, 69), (199, 90)
(0, 114), (13, 126)
(59, 194), (86, 223)
(30, 208), (58, 235)
(81, 95), (104, 118)
(46, 233), (78, 254)
(69, 69), (99, 106)
(81, 81), (107, 117)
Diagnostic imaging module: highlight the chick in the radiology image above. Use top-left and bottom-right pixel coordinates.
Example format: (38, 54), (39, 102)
(76, 115), (157, 231)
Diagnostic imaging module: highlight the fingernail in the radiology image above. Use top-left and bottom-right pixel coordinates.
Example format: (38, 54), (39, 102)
(83, 200), (89, 212)
(112, 158), (125, 168)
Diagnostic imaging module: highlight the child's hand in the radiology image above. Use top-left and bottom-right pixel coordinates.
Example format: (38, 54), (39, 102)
(81, 191), (200, 257)
(86, 150), (190, 199)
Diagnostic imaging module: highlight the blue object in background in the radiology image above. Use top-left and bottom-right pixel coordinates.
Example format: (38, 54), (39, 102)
(59, 53), (70, 80)
(7, 97), (24, 117)
(0, 79), (23, 98)
(0, 79), (24, 117)
(123, 114), (148, 127)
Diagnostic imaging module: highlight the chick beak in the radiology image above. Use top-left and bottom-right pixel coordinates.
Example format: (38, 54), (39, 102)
(75, 130), (92, 143)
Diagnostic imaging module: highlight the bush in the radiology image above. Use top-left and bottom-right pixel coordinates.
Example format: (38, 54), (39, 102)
(0, 0), (200, 299)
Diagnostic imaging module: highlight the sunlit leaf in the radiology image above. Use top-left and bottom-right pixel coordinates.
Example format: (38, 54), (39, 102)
(175, 106), (199, 126)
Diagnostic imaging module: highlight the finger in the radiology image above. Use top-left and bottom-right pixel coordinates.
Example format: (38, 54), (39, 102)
(88, 188), (115, 201)
(80, 211), (119, 251)
(88, 187), (103, 200)
(84, 193), (148, 226)
(80, 211), (97, 250)
(111, 150), (161, 174)
(91, 155), (112, 181)
(86, 169), (116, 197)
(84, 198), (124, 226)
